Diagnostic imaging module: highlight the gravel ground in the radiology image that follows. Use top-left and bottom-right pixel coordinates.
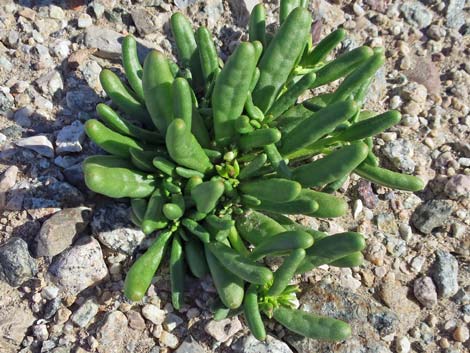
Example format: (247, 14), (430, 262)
(0, 1), (469, 353)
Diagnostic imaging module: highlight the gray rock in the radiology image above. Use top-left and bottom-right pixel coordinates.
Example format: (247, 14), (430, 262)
(203, 0), (225, 27)
(314, 0), (346, 29)
(382, 139), (416, 174)
(285, 282), (398, 353)
(160, 331), (179, 349)
(400, 2), (433, 29)
(91, 203), (145, 254)
(16, 135), (54, 158)
(237, 334), (293, 353)
(96, 311), (132, 353)
(65, 87), (99, 112)
(446, 0), (466, 29)
(432, 251), (459, 298)
(63, 163), (85, 189)
(36, 207), (92, 257)
(84, 26), (156, 60)
(0, 90), (14, 114)
(48, 237), (108, 296)
(174, 338), (207, 353)
(131, 8), (156, 36)
(35, 70), (63, 96)
(51, 40), (71, 60)
(0, 166), (19, 207)
(0, 237), (38, 287)
(55, 121), (85, 154)
(71, 298), (99, 327)
(0, 281), (36, 352)
(204, 317), (243, 343)
(411, 200), (453, 234)
(413, 277), (438, 308)
(444, 174), (470, 200)
(142, 304), (166, 325)
(54, 155), (84, 169)
(163, 313), (184, 332)
(14, 106), (33, 128)
(43, 297), (61, 320)
(174, 0), (197, 8)
(78, 13), (93, 28)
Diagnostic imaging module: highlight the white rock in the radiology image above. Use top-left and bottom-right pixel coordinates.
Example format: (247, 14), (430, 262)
(396, 336), (411, 353)
(56, 121), (85, 154)
(204, 317), (242, 342)
(241, 334), (294, 353)
(142, 304), (166, 325)
(78, 14), (93, 28)
(52, 40), (71, 59)
(160, 330), (179, 349)
(33, 323), (49, 341)
(16, 135), (54, 158)
(41, 286), (59, 300)
(49, 5), (65, 20)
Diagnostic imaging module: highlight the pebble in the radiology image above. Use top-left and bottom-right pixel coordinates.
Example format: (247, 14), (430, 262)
(400, 1), (433, 29)
(204, 317), (242, 342)
(55, 121), (85, 154)
(446, 0), (466, 29)
(444, 174), (470, 199)
(78, 13), (93, 28)
(48, 237), (108, 296)
(160, 331), (179, 349)
(239, 334), (294, 353)
(395, 336), (411, 353)
(36, 207), (92, 257)
(127, 310), (146, 331)
(49, 5), (65, 20)
(365, 241), (386, 266)
(398, 223), (413, 241)
(382, 139), (416, 173)
(42, 285), (60, 301)
(142, 304), (166, 325)
(71, 299), (99, 328)
(432, 250), (459, 298)
(95, 311), (129, 353)
(16, 135), (54, 158)
(453, 325), (469, 342)
(174, 0), (198, 9)
(163, 313), (184, 332)
(0, 237), (38, 287)
(410, 255), (425, 273)
(54, 307), (72, 325)
(411, 200), (453, 234)
(0, 165), (19, 205)
(35, 70), (63, 96)
(33, 323), (49, 341)
(131, 8), (155, 36)
(174, 338), (206, 353)
(14, 106), (33, 128)
(91, 203), (145, 254)
(51, 40), (71, 59)
(413, 277), (438, 308)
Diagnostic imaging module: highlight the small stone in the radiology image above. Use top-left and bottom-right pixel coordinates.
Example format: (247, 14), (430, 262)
(400, 1), (433, 29)
(239, 334), (294, 353)
(35, 70), (63, 96)
(33, 323), (48, 341)
(127, 310), (146, 330)
(95, 311), (129, 353)
(413, 277), (438, 308)
(432, 251), (459, 298)
(55, 307), (72, 325)
(398, 223), (412, 241)
(376, 213), (398, 235)
(48, 237), (108, 296)
(410, 255), (425, 273)
(357, 180), (378, 209)
(365, 241), (386, 266)
(78, 13), (93, 28)
(56, 121), (85, 154)
(91, 203), (145, 254)
(131, 8), (156, 36)
(42, 286), (59, 300)
(36, 207), (92, 257)
(163, 313), (184, 332)
(142, 304), (166, 325)
(382, 139), (416, 173)
(444, 174), (470, 199)
(14, 107), (33, 128)
(0, 165), (19, 207)
(16, 135), (54, 158)
(204, 317), (242, 342)
(446, 0), (466, 29)
(49, 5), (65, 20)
(160, 331), (179, 349)
(174, 338), (206, 353)
(174, 0), (197, 8)
(395, 336), (411, 353)
(71, 299), (99, 328)
(453, 325), (469, 342)
(51, 40), (71, 59)
(411, 200), (453, 234)
(0, 237), (38, 287)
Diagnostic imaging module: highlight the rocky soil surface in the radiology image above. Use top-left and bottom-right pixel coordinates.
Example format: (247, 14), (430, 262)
(0, 0), (469, 352)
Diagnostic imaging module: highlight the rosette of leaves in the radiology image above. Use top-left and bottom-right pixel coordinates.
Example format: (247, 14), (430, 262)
(83, 0), (424, 342)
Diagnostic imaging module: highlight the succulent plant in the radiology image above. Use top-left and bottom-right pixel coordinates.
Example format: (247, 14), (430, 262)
(83, 0), (424, 341)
